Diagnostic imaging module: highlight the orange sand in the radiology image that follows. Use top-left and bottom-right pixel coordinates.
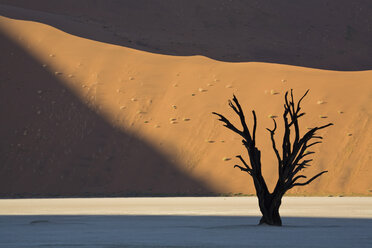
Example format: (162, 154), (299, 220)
(0, 2), (371, 196)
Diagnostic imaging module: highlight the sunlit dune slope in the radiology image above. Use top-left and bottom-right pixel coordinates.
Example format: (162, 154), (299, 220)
(1, 15), (371, 196)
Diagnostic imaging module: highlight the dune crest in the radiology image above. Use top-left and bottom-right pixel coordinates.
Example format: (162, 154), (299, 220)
(1, 0), (372, 70)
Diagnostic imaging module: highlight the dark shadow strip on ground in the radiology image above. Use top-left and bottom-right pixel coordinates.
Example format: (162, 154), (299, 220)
(1, 215), (372, 247)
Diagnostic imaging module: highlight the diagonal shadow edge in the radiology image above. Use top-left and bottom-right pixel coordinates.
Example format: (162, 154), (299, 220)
(0, 30), (216, 198)
(1, 1), (372, 71)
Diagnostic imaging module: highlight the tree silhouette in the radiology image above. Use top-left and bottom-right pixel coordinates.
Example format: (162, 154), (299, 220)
(213, 90), (333, 226)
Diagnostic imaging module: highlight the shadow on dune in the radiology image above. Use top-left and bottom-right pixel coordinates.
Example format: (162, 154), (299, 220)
(1, 215), (372, 247)
(1, 0), (372, 71)
(0, 31), (214, 197)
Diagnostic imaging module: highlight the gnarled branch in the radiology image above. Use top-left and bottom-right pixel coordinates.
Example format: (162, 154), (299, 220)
(213, 90), (332, 226)
(212, 112), (243, 137)
(289, 171), (328, 189)
(236, 155), (253, 172)
(266, 119), (282, 174)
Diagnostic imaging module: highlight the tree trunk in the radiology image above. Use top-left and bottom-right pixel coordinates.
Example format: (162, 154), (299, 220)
(257, 193), (282, 226)
(213, 92), (332, 227)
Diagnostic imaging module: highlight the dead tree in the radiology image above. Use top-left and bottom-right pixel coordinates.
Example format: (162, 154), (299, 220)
(213, 90), (333, 226)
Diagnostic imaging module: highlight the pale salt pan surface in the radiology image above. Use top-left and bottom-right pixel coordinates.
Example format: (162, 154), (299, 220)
(0, 197), (371, 247)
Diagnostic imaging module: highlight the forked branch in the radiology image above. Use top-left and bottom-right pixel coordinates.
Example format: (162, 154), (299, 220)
(288, 170), (328, 189)
(212, 112), (243, 137)
(213, 90), (332, 194)
(212, 95), (261, 180)
(212, 89), (333, 226)
(266, 119), (282, 173)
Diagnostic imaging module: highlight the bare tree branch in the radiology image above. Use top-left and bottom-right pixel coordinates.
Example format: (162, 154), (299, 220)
(236, 155), (253, 172)
(289, 171), (328, 189)
(213, 90), (332, 226)
(234, 164), (249, 173)
(290, 159), (314, 179)
(296, 89), (309, 114)
(289, 175), (307, 184)
(282, 109), (291, 163)
(231, 95), (252, 141)
(306, 141), (322, 148)
(228, 100), (240, 116)
(212, 112), (244, 137)
(266, 119), (282, 173)
(252, 110), (257, 145)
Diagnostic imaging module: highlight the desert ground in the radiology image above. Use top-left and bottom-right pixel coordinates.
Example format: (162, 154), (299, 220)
(1, 197), (372, 247)
(1, 1), (372, 197)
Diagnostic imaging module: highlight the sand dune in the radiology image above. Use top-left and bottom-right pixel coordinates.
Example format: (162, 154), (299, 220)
(1, 0), (372, 70)
(0, 3), (372, 196)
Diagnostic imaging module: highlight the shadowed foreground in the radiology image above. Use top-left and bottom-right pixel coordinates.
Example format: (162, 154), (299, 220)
(1, 197), (372, 247)
(1, 215), (372, 248)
